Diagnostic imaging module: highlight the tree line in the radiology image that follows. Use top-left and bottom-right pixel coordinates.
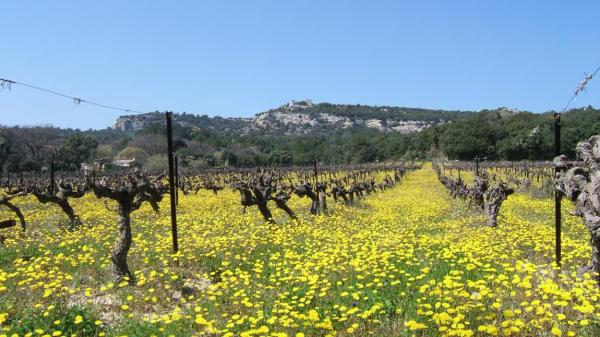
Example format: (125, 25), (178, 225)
(1, 106), (599, 172)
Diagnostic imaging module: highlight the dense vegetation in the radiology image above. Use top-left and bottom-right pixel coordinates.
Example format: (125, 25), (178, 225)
(1, 106), (599, 172)
(265, 101), (470, 122)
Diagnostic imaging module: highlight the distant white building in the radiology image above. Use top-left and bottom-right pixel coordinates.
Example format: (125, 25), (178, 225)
(112, 159), (139, 168)
(285, 99), (314, 110)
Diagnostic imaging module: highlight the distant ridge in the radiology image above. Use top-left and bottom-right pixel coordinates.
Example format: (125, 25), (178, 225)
(114, 100), (479, 135)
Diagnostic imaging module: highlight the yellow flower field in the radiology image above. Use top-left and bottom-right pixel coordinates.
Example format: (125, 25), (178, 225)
(0, 165), (598, 336)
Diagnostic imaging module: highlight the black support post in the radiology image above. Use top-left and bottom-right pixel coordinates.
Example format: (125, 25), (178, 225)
(174, 155), (179, 206)
(166, 112), (179, 253)
(554, 112), (562, 266)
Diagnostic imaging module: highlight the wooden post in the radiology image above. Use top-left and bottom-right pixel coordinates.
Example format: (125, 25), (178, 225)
(166, 112), (179, 253)
(174, 155), (179, 206)
(313, 159), (318, 183)
(554, 112), (562, 266)
(475, 157), (480, 177)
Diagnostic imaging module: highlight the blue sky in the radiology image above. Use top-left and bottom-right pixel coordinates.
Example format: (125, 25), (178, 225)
(1, 1), (599, 129)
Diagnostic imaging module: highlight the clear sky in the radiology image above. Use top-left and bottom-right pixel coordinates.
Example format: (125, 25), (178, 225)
(1, 1), (599, 129)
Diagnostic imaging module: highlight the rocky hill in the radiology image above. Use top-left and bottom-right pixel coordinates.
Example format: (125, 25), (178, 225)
(114, 100), (474, 135)
(114, 112), (250, 134)
(247, 100), (471, 135)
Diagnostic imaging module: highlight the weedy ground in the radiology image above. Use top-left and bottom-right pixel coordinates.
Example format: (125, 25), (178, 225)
(0, 165), (598, 337)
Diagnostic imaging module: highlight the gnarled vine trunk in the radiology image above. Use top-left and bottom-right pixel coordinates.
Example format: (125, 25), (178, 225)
(434, 164), (513, 227)
(2, 200), (26, 231)
(1, 191), (27, 231)
(484, 183), (514, 227)
(113, 201), (135, 282)
(555, 135), (600, 284)
(33, 193), (83, 231)
(57, 199), (83, 231)
(86, 172), (166, 284)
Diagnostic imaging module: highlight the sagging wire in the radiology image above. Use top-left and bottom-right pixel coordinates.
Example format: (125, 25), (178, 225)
(0, 78), (15, 91)
(561, 66), (600, 113)
(0, 77), (147, 114)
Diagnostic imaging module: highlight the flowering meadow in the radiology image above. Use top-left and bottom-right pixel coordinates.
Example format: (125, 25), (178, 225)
(0, 165), (599, 337)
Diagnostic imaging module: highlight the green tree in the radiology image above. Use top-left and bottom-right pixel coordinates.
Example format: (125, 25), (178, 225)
(439, 118), (498, 160)
(116, 146), (149, 164)
(57, 134), (98, 170)
(96, 144), (115, 159)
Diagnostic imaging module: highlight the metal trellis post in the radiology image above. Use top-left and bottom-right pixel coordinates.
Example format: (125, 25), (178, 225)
(166, 112), (179, 254)
(174, 155), (179, 206)
(554, 112), (562, 266)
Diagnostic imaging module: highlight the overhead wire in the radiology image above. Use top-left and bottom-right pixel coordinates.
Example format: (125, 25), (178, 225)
(560, 66), (600, 113)
(0, 78), (147, 114)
